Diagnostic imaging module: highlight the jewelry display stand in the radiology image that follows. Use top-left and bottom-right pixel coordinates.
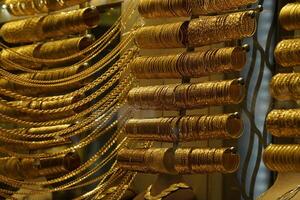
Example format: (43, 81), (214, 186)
(2, 0), (300, 199)
(134, 174), (196, 200)
(258, 173), (300, 199)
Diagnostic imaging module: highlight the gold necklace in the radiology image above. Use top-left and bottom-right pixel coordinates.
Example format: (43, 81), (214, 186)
(0, 34), (133, 86)
(89, 169), (128, 200)
(0, 134), (128, 188)
(0, 102), (126, 148)
(0, 48), (137, 115)
(0, 75), (133, 126)
(0, 108), (130, 158)
(0, 0), (139, 196)
(106, 172), (137, 200)
(0, 48), (136, 102)
(0, 69), (124, 115)
(0, 140), (126, 194)
(144, 183), (190, 200)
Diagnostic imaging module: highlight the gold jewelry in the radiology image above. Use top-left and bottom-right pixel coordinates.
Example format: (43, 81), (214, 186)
(266, 109), (300, 138)
(270, 73), (300, 101)
(274, 38), (300, 68)
(279, 3), (300, 31)
(0, 7), (99, 43)
(263, 144), (300, 172)
(188, 11), (256, 47)
(128, 79), (245, 110)
(126, 113), (243, 142)
(130, 46), (247, 79)
(144, 183), (190, 200)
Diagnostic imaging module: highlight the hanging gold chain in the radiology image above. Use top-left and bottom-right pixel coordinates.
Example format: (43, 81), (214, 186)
(0, 48), (137, 102)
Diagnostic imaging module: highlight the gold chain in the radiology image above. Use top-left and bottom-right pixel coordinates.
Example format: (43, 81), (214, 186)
(0, 0), (140, 197)
(0, 74), (134, 127)
(0, 132), (127, 187)
(0, 56), (133, 115)
(0, 48), (136, 101)
(0, 34), (134, 87)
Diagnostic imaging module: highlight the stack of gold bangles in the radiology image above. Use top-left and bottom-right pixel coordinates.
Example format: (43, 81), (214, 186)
(188, 11), (256, 47)
(138, 0), (257, 18)
(127, 79), (245, 110)
(134, 22), (188, 49)
(189, 0), (257, 15)
(0, 36), (93, 70)
(174, 147), (240, 174)
(263, 2), (300, 178)
(0, 64), (86, 95)
(269, 73), (300, 101)
(117, 148), (176, 174)
(279, 2), (300, 31)
(120, 0), (251, 179)
(0, 44), (39, 69)
(0, 104), (76, 121)
(0, 95), (84, 120)
(5, 0), (88, 16)
(130, 46), (246, 79)
(134, 11), (256, 49)
(138, 0), (191, 18)
(266, 109), (300, 138)
(274, 38), (300, 67)
(117, 147), (240, 174)
(263, 144), (300, 172)
(0, 7), (99, 43)
(0, 152), (80, 180)
(125, 113), (243, 142)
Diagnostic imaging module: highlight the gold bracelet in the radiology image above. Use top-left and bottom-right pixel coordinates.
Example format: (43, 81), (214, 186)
(279, 3), (300, 31)
(128, 79), (245, 110)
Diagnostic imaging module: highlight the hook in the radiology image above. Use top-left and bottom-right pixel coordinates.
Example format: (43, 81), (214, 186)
(242, 44), (250, 52)
(237, 77), (245, 85)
